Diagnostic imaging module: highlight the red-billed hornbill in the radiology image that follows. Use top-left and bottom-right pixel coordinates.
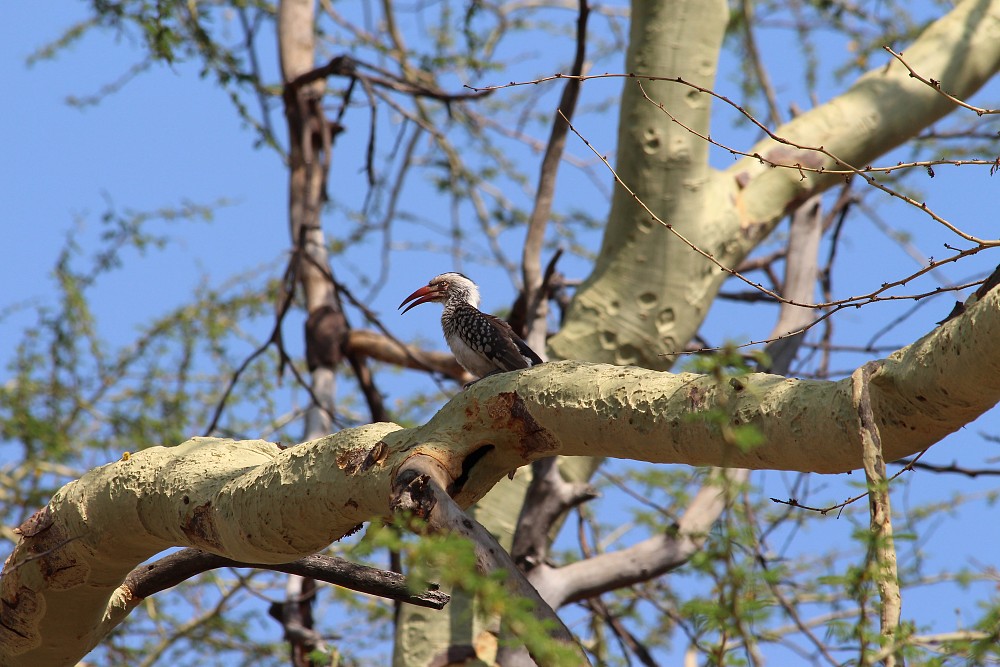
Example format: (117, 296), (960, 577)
(398, 272), (543, 380)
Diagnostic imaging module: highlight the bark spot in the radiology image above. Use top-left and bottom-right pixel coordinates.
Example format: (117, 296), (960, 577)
(485, 393), (559, 457)
(637, 291), (658, 309)
(615, 343), (639, 366)
(7, 508), (89, 593)
(337, 447), (372, 475)
(360, 441), (389, 472)
(688, 384), (708, 410)
(656, 307), (675, 334)
(181, 501), (222, 551)
(14, 507), (53, 538)
(642, 127), (661, 154)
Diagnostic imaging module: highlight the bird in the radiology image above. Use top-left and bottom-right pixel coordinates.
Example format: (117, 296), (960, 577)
(398, 272), (543, 381)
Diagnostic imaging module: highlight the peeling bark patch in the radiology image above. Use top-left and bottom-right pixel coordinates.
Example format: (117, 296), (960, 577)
(14, 508), (53, 538)
(360, 441), (389, 472)
(337, 447), (370, 475)
(487, 392), (560, 457)
(765, 146), (825, 171)
(1, 525), (87, 649)
(181, 501), (222, 551)
(448, 445), (495, 496)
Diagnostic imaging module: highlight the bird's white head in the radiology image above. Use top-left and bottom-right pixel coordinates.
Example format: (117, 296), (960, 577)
(398, 272), (481, 314)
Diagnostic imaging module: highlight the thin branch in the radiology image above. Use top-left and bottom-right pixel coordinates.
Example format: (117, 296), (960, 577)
(287, 54), (490, 103)
(203, 249), (339, 435)
(884, 46), (999, 116)
(890, 458), (1000, 477)
(769, 450), (930, 516)
(521, 0), (590, 350)
(124, 548), (450, 609)
(739, 0), (782, 129)
(561, 109), (991, 318)
(474, 72), (1000, 245)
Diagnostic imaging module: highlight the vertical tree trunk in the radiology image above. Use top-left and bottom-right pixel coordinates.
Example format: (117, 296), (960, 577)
(278, 3), (340, 663)
(549, 0), (731, 369)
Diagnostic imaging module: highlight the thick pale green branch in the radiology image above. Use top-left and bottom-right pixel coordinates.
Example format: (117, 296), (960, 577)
(549, 0), (731, 369)
(733, 0), (1000, 230)
(551, 0), (1000, 369)
(3, 289), (999, 666)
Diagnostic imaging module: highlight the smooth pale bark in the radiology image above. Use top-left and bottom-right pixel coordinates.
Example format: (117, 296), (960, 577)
(549, 0), (1000, 369)
(548, 0), (730, 369)
(733, 0), (1000, 229)
(3, 287), (999, 666)
(520, 196), (823, 616)
(531, 469), (748, 609)
(279, 1), (340, 653)
(393, 471), (534, 667)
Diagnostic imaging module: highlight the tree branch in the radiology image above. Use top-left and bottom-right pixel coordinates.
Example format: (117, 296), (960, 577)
(732, 0), (1000, 230)
(521, 0), (589, 354)
(4, 286), (1000, 665)
(391, 459), (590, 666)
(532, 469), (749, 609)
(550, 0), (1000, 369)
(510, 457), (598, 571)
(124, 548), (449, 610)
(344, 329), (470, 383)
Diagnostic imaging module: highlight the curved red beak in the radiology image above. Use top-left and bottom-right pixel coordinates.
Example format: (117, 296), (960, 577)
(398, 284), (442, 314)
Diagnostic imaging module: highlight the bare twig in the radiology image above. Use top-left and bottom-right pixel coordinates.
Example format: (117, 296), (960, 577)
(739, 0), (782, 129)
(474, 72), (1000, 245)
(521, 0), (589, 352)
(884, 46), (999, 116)
(561, 109), (990, 319)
